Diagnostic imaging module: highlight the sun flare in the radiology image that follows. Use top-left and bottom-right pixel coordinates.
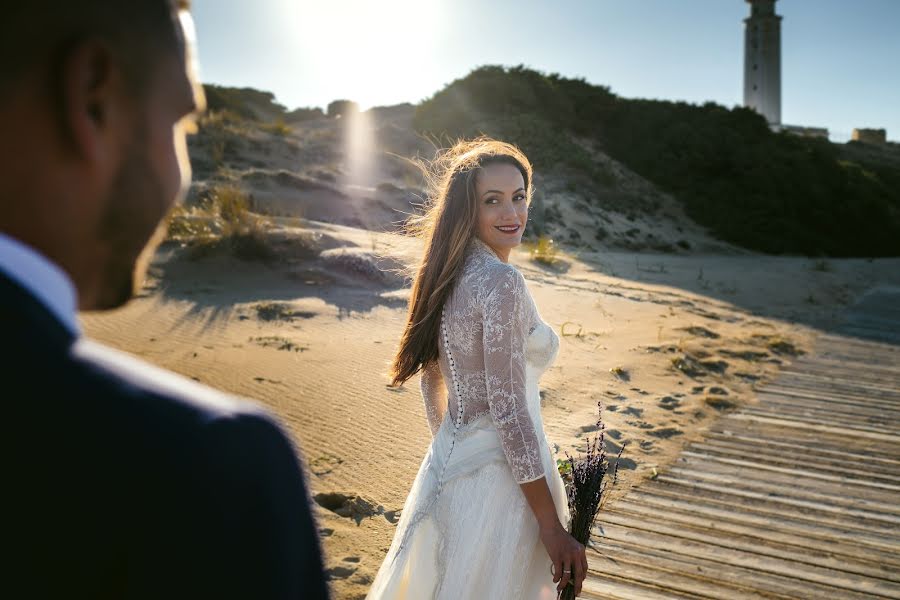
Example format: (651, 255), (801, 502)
(288, 0), (442, 108)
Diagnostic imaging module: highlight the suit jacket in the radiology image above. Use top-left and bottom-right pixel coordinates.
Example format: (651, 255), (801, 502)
(1, 270), (329, 599)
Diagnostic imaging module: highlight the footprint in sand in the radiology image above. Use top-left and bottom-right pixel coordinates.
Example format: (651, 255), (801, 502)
(604, 439), (624, 454)
(608, 456), (638, 470)
(720, 348), (770, 361)
(310, 453), (344, 476)
(326, 565), (357, 580)
(648, 427), (683, 439)
(657, 396), (681, 411)
(734, 372), (761, 382)
(679, 326), (720, 339)
(705, 396), (738, 411)
(313, 491), (399, 526)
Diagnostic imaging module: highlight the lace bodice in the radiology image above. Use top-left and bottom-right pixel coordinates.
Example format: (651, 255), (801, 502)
(419, 236), (554, 483)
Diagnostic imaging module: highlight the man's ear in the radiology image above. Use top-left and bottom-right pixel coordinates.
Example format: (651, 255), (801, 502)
(58, 39), (124, 168)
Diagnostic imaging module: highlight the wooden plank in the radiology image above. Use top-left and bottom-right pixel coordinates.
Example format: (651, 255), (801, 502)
(756, 393), (900, 420)
(760, 383), (900, 406)
(780, 359), (900, 377)
(663, 464), (900, 518)
(654, 474), (900, 525)
(701, 431), (900, 468)
(628, 483), (898, 538)
(673, 444), (900, 492)
(749, 403), (899, 430)
(581, 574), (704, 600)
(686, 440), (900, 480)
(725, 412), (900, 443)
(589, 537), (891, 600)
(777, 367), (900, 387)
(584, 287), (900, 599)
(772, 380), (900, 400)
(740, 407), (899, 437)
(608, 498), (900, 568)
(625, 488), (900, 554)
(666, 451), (900, 502)
(591, 520), (900, 597)
(585, 546), (778, 600)
(708, 419), (900, 457)
(759, 385), (900, 408)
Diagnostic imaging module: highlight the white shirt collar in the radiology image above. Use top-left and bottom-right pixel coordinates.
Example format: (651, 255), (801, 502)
(0, 232), (81, 337)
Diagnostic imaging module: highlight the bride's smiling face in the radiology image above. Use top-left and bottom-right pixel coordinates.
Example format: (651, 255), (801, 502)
(474, 162), (528, 262)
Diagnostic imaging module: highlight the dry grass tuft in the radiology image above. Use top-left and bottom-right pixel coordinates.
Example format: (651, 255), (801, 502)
(527, 236), (559, 265)
(609, 366), (630, 381)
(166, 184), (282, 262)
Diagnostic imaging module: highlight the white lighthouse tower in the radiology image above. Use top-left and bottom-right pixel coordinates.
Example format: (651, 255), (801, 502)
(744, 0), (782, 128)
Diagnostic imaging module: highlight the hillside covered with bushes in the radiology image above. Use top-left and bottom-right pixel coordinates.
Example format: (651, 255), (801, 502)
(414, 65), (900, 257)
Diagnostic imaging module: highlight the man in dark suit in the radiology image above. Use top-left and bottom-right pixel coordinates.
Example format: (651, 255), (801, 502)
(0, 1), (329, 597)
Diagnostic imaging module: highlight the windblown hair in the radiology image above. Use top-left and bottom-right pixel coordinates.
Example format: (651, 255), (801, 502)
(389, 137), (533, 388)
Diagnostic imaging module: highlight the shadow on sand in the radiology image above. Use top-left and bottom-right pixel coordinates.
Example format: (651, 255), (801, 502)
(146, 240), (408, 334)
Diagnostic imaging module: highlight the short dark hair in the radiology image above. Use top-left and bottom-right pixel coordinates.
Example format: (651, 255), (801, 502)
(0, 0), (190, 99)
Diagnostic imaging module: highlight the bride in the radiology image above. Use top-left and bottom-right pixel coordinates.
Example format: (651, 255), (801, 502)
(367, 138), (587, 599)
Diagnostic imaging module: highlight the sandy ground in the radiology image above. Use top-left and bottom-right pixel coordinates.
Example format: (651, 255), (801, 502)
(80, 220), (900, 600)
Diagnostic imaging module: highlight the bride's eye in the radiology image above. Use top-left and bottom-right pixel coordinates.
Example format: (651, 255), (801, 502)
(513, 194), (525, 202)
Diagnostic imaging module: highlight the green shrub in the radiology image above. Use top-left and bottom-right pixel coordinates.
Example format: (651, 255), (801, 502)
(327, 99), (359, 118)
(414, 65), (900, 257)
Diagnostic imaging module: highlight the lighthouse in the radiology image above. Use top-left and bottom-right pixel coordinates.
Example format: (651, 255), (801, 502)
(744, 0), (782, 127)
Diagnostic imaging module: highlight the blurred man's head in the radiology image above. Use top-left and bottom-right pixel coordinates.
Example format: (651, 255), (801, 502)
(0, 0), (203, 310)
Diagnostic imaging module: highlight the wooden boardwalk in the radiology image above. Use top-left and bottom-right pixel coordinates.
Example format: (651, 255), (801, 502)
(583, 286), (900, 599)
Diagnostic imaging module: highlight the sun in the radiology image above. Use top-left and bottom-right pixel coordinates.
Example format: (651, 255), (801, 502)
(289, 0), (442, 109)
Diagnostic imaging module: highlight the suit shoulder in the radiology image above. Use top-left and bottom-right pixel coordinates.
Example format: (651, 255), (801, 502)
(70, 339), (267, 430)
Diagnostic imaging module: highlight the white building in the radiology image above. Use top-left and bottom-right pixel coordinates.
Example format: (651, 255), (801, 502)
(744, 0), (782, 127)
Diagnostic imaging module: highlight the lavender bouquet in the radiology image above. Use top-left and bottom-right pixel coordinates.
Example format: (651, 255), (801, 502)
(556, 402), (625, 600)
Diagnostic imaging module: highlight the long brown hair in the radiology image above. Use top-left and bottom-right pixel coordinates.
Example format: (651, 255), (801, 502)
(389, 137), (534, 387)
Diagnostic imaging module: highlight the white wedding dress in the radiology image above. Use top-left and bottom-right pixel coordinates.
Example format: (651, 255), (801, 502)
(367, 236), (569, 600)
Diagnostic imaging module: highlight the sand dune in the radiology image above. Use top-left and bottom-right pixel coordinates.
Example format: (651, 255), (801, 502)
(79, 218), (900, 599)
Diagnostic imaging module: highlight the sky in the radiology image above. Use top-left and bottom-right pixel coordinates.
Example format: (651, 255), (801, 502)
(191, 0), (900, 142)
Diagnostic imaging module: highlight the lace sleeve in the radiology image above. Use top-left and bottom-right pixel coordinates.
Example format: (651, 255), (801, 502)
(420, 359), (447, 437)
(481, 266), (545, 484)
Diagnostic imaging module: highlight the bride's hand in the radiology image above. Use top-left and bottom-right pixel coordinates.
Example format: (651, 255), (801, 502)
(539, 521), (588, 597)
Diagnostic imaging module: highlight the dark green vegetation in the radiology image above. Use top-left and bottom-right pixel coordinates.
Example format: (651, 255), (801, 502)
(203, 84), (324, 122)
(414, 66), (900, 257)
